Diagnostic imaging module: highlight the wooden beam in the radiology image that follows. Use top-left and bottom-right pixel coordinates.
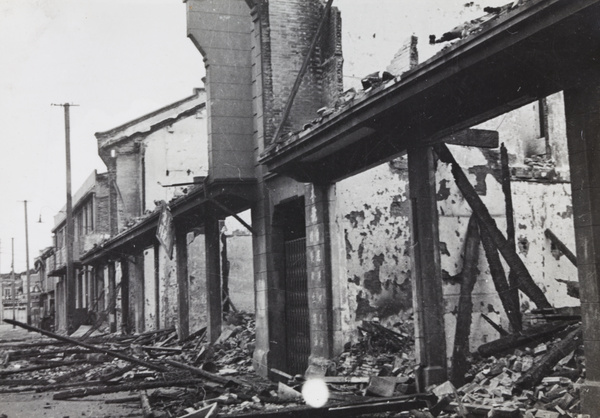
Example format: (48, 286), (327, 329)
(272, 0), (334, 144)
(407, 146), (447, 387)
(515, 325), (582, 389)
(450, 214), (480, 387)
(477, 320), (577, 357)
(435, 143), (551, 309)
(480, 223), (522, 332)
(422, 129), (499, 149)
(544, 229), (577, 266)
(500, 143), (522, 331)
(209, 198), (255, 235)
(4, 319), (169, 372)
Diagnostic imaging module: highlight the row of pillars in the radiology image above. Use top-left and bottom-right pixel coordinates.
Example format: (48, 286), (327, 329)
(78, 208), (224, 343)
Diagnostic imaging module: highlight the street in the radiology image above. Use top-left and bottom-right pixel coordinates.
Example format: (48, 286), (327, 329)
(0, 324), (143, 418)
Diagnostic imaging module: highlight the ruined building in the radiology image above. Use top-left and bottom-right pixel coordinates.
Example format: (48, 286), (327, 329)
(41, 0), (600, 415)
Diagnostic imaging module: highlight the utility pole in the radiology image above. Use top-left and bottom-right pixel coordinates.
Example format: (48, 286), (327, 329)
(23, 200), (31, 326)
(0, 238), (3, 322)
(53, 103), (77, 334)
(11, 238), (15, 328)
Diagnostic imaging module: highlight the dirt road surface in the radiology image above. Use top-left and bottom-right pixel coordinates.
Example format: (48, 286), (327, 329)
(0, 323), (143, 418)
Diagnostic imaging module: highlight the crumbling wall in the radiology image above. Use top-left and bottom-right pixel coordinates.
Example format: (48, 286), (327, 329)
(337, 94), (575, 356)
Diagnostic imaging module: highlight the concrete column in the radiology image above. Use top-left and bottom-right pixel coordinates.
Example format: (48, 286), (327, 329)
(176, 226), (189, 340)
(107, 262), (117, 333)
(205, 207), (222, 343)
(407, 146), (447, 388)
(132, 253), (145, 333)
(304, 183), (334, 375)
(120, 259), (130, 334)
(564, 84), (600, 415)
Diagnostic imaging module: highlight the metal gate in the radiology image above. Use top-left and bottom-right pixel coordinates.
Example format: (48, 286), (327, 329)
(284, 237), (310, 375)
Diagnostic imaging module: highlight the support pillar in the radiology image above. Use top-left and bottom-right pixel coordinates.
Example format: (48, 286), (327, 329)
(304, 183), (334, 375)
(564, 83), (600, 415)
(251, 186), (276, 377)
(407, 146), (447, 388)
(133, 253), (145, 333)
(176, 226), (189, 340)
(94, 265), (105, 313)
(108, 262), (117, 333)
(205, 206), (222, 343)
(154, 243), (161, 331)
(120, 259), (130, 334)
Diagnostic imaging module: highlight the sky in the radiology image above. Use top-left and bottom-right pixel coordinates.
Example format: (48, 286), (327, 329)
(0, 0), (500, 273)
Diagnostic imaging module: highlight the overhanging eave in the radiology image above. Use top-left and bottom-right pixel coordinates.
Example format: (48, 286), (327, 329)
(260, 0), (600, 182)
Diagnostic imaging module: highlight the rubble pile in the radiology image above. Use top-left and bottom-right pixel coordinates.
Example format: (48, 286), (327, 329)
(437, 322), (585, 417)
(334, 319), (417, 382)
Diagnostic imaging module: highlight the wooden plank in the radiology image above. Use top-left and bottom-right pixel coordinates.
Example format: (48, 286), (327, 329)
(480, 313), (508, 336)
(162, 359), (234, 386)
(140, 391), (153, 418)
(52, 378), (207, 400)
(477, 320), (577, 357)
(272, 0), (334, 144)
(501, 143), (522, 331)
(544, 229), (577, 266)
(435, 143), (551, 309)
(450, 214), (480, 387)
(4, 319), (169, 373)
(421, 129), (499, 148)
(479, 222), (522, 332)
(515, 325), (583, 389)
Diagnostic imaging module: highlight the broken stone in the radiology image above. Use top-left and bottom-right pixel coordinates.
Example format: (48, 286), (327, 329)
(366, 376), (397, 397)
(277, 382), (301, 401)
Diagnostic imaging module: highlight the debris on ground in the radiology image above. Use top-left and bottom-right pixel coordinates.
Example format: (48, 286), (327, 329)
(437, 321), (584, 417)
(1, 309), (588, 417)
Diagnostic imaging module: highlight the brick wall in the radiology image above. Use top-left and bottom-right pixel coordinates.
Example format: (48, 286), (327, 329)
(95, 173), (111, 235)
(258, 0), (343, 143)
(114, 144), (141, 231)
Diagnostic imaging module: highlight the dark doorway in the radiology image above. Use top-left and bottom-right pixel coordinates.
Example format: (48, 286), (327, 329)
(281, 198), (309, 375)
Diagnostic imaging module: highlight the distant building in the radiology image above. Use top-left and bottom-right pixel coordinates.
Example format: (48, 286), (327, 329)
(34, 246), (56, 330)
(48, 170), (111, 332)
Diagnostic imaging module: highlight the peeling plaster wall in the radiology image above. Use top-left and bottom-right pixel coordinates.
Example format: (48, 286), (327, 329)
(336, 93), (575, 356)
(336, 157), (413, 339)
